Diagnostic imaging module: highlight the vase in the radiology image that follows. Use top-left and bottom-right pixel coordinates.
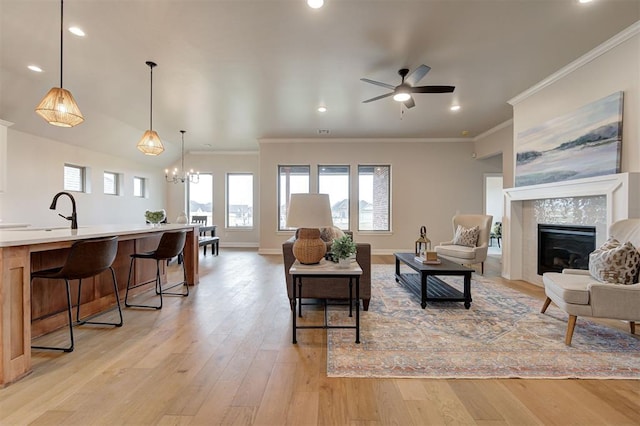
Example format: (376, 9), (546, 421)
(338, 257), (351, 268)
(176, 212), (188, 224)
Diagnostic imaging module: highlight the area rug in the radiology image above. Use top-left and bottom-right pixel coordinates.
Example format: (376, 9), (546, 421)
(326, 265), (640, 379)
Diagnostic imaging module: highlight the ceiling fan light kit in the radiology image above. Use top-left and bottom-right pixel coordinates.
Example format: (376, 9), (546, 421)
(35, 0), (84, 127)
(137, 61), (164, 156)
(361, 64), (454, 109)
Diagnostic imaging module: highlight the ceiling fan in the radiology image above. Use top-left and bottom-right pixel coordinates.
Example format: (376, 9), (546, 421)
(360, 64), (455, 109)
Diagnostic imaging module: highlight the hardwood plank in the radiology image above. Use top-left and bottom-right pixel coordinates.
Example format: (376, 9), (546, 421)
(0, 250), (637, 426)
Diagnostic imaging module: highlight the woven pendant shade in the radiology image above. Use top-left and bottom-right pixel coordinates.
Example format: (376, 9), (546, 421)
(35, 87), (85, 127)
(137, 130), (164, 156)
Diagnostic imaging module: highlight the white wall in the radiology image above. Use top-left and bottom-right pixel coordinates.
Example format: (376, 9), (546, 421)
(258, 139), (502, 254)
(0, 129), (166, 227)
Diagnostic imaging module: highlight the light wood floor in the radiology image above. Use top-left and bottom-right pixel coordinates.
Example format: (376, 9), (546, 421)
(1, 250), (638, 425)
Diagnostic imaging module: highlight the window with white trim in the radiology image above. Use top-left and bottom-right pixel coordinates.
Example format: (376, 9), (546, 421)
(318, 165), (350, 230)
(64, 164), (85, 192)
(358, 165), (390, 231)
(133, 176), (146, 198)
(104, 171), (119, 195)
(278, 165), (310, 231)
(227, 173), (253, 228)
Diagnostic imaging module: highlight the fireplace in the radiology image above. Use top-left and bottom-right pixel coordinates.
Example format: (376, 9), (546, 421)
(537, 224), (596, 275)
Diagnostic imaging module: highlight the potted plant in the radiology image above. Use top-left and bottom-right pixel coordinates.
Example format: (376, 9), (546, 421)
(331, 234), (357, 268)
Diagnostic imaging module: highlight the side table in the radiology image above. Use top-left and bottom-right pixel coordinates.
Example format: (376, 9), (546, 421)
(289, 259), (362, 344)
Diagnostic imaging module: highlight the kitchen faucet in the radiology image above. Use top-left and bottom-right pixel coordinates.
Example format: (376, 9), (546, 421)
(50, 192), (78, 230)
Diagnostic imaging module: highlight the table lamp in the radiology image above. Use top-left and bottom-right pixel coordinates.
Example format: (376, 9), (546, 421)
(286, 193), (334, 264)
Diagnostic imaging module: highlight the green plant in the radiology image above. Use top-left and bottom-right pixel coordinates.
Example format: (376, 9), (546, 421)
(331, 234), (357, 260)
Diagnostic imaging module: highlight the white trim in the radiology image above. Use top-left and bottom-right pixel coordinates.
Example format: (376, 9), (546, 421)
(473, 120), (513, 142)
(189, 150), (259, 155)
(258, 137), (471, 144)
(502, 173), (640, 280)
(220, 242), (259, 248)
(509, 21), (640, 106)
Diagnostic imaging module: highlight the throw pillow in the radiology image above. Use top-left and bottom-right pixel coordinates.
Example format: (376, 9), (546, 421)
(589, 238), (640, 285)
(453, 225), (480, 247)
(320, 226), (345, 243)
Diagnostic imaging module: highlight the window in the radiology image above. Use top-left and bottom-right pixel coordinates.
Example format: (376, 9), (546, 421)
(358, 165), (390, 231)
(104, 171), (119, 195)
(133, 176), (146, 198)
(278, 165), (310, 230)
(188, 173), (213, 224)
(64, 164), (85, 192)
(318, 165), (350, 230)
(227, 173), (253, 228)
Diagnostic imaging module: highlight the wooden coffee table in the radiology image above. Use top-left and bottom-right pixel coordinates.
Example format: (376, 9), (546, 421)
(394, 252), (473, 309)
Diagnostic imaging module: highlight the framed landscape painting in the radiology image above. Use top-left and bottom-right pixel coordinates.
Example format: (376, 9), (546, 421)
(515, 91), (623, 187)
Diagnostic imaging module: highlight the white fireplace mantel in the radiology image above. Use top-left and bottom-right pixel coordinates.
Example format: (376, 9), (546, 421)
(502, 173), (640, 280)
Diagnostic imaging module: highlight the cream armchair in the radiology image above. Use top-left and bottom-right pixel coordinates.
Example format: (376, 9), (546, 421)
(541, 218), (640, 345)
(434, 214), (493, 274)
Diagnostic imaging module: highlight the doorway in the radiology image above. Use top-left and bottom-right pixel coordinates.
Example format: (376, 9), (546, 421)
(484, 174), (503, 256)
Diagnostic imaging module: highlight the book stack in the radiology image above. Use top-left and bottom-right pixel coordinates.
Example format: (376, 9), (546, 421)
(414, 251), (441, 265)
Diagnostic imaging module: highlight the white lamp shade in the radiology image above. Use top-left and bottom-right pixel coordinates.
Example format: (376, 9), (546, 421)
(286, 193), (333, 228)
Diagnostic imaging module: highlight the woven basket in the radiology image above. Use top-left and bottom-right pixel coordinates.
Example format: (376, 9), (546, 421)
(293, 228), (327, 264)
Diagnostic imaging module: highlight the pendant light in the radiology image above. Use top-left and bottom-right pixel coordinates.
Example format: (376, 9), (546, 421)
(137, 61), (164, 155)
(35, 0), (84, 127)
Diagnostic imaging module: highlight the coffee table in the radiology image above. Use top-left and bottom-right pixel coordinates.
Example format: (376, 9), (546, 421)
(394, 252), (473, 309)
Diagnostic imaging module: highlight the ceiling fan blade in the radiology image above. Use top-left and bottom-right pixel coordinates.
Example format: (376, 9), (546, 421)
(410, 85), (455, 93)
(360, 78), (395, 90)
(362, 92), (394, 103)
(403, 97), (415, 109)
(405, 64), (431, 86)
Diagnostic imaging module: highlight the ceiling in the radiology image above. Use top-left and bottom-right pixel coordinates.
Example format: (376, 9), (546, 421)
(1, 0), (639, 167)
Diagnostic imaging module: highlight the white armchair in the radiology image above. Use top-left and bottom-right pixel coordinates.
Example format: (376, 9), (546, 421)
(434, 214), (493, 274)
(541, 219), (640, 345)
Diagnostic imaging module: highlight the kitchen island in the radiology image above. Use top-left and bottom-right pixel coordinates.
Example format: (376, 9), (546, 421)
(0, 223), (199, 386)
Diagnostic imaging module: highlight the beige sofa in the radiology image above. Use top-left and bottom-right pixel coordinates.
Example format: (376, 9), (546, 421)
(541, 218), (640, 345)
(282, 233), (371, 311)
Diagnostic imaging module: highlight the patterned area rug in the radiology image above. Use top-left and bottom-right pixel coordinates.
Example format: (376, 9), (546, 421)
(326, 265), (640, 379)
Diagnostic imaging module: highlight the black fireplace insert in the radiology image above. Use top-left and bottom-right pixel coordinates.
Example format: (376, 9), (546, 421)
(537, 224), (596, 275)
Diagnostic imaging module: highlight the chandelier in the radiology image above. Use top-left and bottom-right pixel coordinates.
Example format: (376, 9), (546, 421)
(166, 130), (199, 184)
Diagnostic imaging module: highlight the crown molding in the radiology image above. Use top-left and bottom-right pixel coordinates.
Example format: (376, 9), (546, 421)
(508, 21), (640, 106)
(257, 137), (472, 144)
(473, 119), (513, 142)
(189, 150), (259, 155)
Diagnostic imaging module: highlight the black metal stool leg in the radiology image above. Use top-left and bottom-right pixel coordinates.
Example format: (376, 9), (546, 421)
(125, 256), (162, 309)
(77, 267), (123, 326)
(32, 278), (74, 352)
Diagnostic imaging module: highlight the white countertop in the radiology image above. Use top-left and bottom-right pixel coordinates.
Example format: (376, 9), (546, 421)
(0, 223), (197, 247)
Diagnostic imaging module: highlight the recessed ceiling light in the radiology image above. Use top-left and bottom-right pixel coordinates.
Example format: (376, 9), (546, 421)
(307, 0), (324, 9)
(450, 105), (461, 111)
(317, 106), (327, 113)
(68, 27), (85, 37)
(28, 65), (43, 72)
(578, 0), (593, 3)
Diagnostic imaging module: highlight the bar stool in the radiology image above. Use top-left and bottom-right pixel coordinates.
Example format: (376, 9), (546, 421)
(125, 230), (188, 309)
(31, 236), (123, 353)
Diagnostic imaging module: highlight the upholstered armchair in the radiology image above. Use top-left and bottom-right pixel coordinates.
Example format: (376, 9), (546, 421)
(541, 218), (640, 345)
(282, 231), (371, 311)
(434, 214), (493, 274)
